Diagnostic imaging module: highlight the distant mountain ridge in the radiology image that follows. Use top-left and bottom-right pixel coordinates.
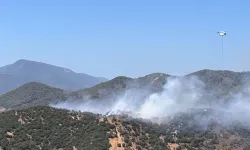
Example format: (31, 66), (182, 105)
(2, 69), (250, 109)
(0, 59), (108, 94)
(0, 73), (169, 109)
(71, 73), (169, 100)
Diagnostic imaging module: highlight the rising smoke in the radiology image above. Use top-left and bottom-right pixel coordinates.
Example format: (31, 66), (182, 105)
(51, 75), (250, 124)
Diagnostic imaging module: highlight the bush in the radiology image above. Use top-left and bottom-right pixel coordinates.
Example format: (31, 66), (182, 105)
(117, 143), (121, 147)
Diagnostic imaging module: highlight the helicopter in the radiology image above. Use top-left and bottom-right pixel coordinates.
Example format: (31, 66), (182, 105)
(217, 31), (227, 36)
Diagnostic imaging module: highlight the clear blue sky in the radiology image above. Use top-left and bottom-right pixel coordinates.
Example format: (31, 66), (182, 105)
(1, 0), (250, 79)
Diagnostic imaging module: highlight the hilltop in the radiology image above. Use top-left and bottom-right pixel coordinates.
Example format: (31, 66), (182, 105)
(187, 69), (250, 102)
(0, 59), (108, 94)
(0, 82), (68, 109)
(188, 69), (250, 93)
(71, 73), (169, 100)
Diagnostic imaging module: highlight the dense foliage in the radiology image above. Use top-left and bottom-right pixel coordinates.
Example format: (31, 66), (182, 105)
(0, 106), (111, 150)
(1, 106), (250, 149)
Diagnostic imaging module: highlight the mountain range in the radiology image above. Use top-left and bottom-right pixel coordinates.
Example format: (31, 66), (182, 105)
(0, 59), (108, 94)
(1, 67), (250, 149)
(1, 69), (250, 110)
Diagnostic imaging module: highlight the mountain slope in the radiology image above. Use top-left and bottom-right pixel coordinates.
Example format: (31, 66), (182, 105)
(0, 82), (68, 109)
(73, 69), (250, 101)
(1, 69), (250, 110)
(71, 76), (133, 100)
(0, 73), (169, 109)
(0, 59), (108, 94)
(0, 106), (111, 150)
(0, 74), (24, 94)
(188, 69), (246, 91)
(188, 69), (250, 102)
(71, 73), (169, 100)
(1, 106), (250, 150)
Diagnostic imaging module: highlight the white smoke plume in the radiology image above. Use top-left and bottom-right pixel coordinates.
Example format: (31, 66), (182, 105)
(51, 75), (250, 125)
(51, 76), (205, 118)
(138, 76), (205, 118)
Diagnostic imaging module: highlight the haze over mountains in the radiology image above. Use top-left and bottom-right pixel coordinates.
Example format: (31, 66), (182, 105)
(0, 59), (108, 94)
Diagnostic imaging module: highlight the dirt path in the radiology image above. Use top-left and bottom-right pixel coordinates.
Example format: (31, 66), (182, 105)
(168, 143), (179, 150)
(108, 117), (125, 150)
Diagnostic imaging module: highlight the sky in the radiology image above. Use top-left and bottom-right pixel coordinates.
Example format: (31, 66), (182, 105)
(1, 0), (250, 79)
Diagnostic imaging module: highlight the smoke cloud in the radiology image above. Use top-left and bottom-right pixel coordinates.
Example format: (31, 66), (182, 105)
(51, 75), (250, 125)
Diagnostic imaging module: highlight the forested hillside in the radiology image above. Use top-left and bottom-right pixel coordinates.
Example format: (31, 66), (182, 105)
(1, 106), (250, 150)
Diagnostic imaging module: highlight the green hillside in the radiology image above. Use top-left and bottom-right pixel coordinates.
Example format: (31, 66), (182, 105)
(0, 82), (68, 109)
(1, 106), (250, 150)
